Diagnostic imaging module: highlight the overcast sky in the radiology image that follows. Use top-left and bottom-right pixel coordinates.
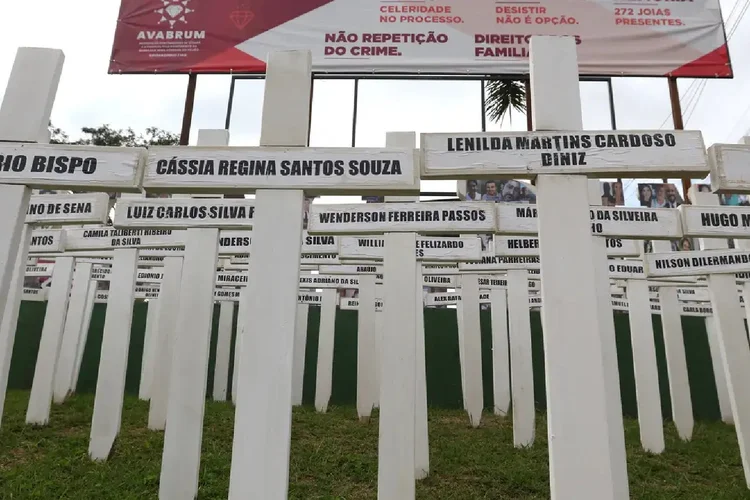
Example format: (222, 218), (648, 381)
(0, 0), (748, 205)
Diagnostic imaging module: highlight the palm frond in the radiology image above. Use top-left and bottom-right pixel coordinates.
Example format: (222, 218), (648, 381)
(484, 79), (526, 126)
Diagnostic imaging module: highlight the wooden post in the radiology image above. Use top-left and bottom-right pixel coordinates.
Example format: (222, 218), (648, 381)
(139, 298), (161, 400)
(53, 261), (93, 403)
(626, 279), (665, 453)
(490, 288), (510, 416)
(89, 248), (138, 460)
(26, 257), (75, 425)
(530, 36), (629, 497)
(507, 268), (535, 446)
(586, 180), (629, 491)
(374, 286), (384, 409)
(0, 226), (31, 428)
(459, 274), (483, 427)
(689, 188), (750, 485)
(414, 264), (429, 480)
(159, 229), (220, 496)
(291, 303), (309, 406)
(213, 301), (234, 401)
(154, 130), (231, 497)
(0, 49), (64, 427)
(232, 287), (247, 404)
(309, 208), (487, 499)
(315, 288), (337, 413)
(455, 298), (467, 409)
(72, 284), (97, 391)
(148, 256), (184, 430)
(704, 315), (733, 423)
(229, 51), (310, 499)
(650, 241), (693, 441)
(357, 274), (377, 421)
(378, 232), (418, 499)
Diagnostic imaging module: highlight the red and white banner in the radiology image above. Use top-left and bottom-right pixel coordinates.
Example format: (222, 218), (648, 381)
(109, 0), (731, 77)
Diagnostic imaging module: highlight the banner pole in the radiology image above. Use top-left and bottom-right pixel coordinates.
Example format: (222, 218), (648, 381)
(607, 79), (624, 187)
(179, 73), (198, 146)
(480, 80), (486, 132)
(351, 78), (359, 147)
(307, 78), (315, 146)
(225, 76), (237, 130)
(667, 77), (689, 196)
(524, 79), (532, 132)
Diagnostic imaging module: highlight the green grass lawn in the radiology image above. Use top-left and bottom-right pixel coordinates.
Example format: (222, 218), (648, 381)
(0, 390), (747, 499)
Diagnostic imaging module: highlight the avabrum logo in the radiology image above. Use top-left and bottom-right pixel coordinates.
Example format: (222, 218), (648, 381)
(155, 0), (195, 28)
(137, 0), (205, 41)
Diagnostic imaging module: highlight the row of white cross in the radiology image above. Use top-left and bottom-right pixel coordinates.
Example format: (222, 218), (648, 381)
(3, 36), (750, 499)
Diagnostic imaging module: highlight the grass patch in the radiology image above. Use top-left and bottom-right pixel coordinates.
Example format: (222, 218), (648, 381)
(0, 390), (746, 499)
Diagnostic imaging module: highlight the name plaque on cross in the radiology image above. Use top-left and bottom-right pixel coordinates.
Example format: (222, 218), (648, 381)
(215, 289), (242, 301)
(607, 259), (646, 280)
(216, 272), (248, 285)
(338, 235), (482, 261)
(308, 202), (497, 234)
(28, 229), (65, 253)
(298, 292), (324, 305)
(420, 130), (707, 179)
(422, 274), (457, 287)
(136, 269), (164, 283)
(0, 143), (145, 191)
(303, 232), (338, 254)
(25, 263), (53, 276)
(318, 264), (383, 275)
(340, 298), (384, 311)
(476, 276), (539, 290)
(496, 204), (683, 239)
(114, 198), (255, 229)
(300, 253), (340, 265)
(64, 227), (186, 250)
(22, 288), (48, 302)
(680, 205), (750, 238)
(141, 147), (420, 195)
(459, 254), (541, 271)
(645, 249), (750, 277)
(425, 291), (542, 307)
(26, 193), (110, 225)
(299, 274), (360, 288)
(494, 236), (641, 257)
(218, 231), (251, 255)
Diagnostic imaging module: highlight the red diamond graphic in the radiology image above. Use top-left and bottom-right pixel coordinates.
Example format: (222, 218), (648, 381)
(230, 9), (254, 29)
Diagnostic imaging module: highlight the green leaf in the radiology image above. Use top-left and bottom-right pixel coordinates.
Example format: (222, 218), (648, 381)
(484, 79), (527, 126)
